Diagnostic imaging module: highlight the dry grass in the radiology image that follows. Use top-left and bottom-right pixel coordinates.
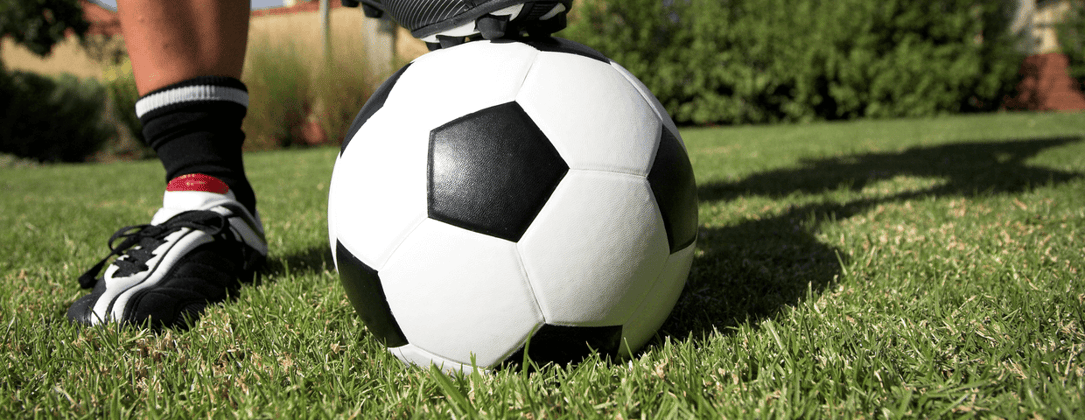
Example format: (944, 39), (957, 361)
(246, 8), (405, 87)
(241, 8), (427, 150)
(240, 38), (375, 150)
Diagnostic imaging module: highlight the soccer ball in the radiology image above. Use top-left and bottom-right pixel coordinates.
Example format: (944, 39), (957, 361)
(328, 38), (697, 371)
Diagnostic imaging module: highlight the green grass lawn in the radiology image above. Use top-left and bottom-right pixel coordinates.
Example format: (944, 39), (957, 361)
(1, 112), (1083, 418)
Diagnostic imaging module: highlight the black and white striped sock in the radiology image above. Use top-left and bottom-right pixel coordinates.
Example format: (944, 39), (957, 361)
(136, 76), (257, 214)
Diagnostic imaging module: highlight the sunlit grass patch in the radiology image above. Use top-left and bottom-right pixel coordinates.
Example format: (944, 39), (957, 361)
(1, 112), (1083, 417)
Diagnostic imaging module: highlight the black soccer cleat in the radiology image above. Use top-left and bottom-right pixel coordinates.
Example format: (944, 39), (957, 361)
(344, 0), (574, 50)
(67, 174), (268, 329)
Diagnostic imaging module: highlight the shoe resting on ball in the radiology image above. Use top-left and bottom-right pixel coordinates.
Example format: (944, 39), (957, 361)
(346, 0), (574, 49)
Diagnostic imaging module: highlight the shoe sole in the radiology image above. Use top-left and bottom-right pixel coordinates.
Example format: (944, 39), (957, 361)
(346, 0), (572, 47)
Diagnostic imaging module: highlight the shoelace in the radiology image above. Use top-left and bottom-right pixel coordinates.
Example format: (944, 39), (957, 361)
(77, 210), (233, 289)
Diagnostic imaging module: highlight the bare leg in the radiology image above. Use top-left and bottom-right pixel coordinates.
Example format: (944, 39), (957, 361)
(117, 0), (250, 95)
(114, 0), (257, 214)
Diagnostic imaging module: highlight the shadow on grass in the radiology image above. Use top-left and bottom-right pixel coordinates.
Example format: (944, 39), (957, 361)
(661, 136), (1084, 342)
(700, 137), (1083, 202)
(251, 137), (1083, 356)
(259, 246), (335, 280)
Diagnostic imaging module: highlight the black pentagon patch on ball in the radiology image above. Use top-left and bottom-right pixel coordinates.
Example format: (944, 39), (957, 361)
(428, 102), (568, 242)
(648, 128), (699, 253)
(340, 62), (412, 155)
(335, 241), (408, 348)
(502, 324), (623, 367)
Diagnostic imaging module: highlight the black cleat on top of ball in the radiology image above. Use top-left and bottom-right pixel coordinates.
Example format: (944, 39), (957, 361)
(344, 0), (574, 50)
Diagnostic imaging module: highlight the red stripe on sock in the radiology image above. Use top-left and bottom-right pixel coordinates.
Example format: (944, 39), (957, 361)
(167, 174), (230, 194)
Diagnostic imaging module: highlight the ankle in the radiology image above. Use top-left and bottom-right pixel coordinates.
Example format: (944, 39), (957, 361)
(136, 76), (257, 214)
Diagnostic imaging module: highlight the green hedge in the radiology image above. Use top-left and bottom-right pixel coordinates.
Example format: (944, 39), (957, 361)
(563, 0), (1022, 125)
(0, 68), (113, 162)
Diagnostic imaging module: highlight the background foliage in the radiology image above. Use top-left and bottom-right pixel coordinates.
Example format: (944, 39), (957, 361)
(0, 0), (87, 57)
(0, 68), (113, 162)
(0, 0), (106, 163)
(564, 0), (1023, 125)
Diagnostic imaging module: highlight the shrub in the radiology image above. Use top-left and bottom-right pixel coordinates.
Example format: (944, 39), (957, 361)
(563, 0), (1022, 125)
(0, 68), (114, 162)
